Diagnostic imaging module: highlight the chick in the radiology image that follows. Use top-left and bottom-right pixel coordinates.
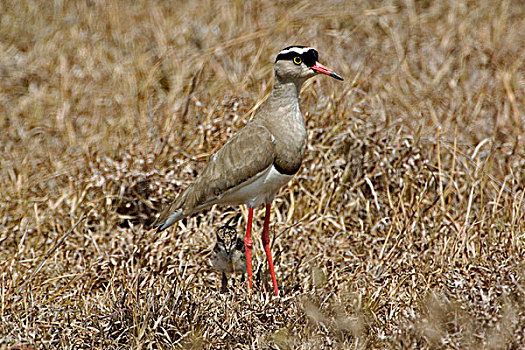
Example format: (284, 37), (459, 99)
(213, 223), (247, 293)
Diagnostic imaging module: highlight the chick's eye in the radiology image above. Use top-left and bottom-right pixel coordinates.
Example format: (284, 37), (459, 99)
(293, 56), (302, 65)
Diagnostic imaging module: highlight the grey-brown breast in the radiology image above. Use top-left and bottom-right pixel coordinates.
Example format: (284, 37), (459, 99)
(256, 90), (307, 175)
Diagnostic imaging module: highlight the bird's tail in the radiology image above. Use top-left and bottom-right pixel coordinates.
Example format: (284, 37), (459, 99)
(154, 189), (189, 232)
(155, 209), (184, 233)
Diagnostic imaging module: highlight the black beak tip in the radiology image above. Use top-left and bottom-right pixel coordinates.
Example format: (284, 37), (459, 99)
(330, 72), (344, 81)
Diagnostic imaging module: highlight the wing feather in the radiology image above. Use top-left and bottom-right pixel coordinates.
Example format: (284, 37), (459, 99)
(155, 123), (275, 230)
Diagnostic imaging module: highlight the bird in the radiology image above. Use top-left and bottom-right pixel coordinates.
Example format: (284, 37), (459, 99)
(155, 45), (343, 295)
(212, 217), (247, 293)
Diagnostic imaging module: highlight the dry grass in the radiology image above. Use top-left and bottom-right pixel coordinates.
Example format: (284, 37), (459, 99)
(1, 0), (525, 348)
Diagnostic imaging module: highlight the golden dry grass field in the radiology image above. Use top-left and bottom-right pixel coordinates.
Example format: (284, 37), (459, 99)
(1, 0), (525, 348)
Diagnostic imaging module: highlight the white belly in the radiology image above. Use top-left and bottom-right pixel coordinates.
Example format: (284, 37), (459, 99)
(218, 165), (293, 208)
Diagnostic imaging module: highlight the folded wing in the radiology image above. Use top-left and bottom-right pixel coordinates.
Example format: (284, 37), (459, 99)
(155, 122), (276, 231)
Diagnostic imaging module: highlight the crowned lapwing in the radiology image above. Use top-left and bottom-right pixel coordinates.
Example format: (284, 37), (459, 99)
(155, 46), (343, 295)
(212, 217), (247, 293)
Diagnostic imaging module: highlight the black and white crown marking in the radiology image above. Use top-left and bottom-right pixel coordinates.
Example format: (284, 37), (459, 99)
(275, 46), (319, 67)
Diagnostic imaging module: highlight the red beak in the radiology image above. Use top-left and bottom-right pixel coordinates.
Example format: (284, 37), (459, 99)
(311, 61), (343, 81)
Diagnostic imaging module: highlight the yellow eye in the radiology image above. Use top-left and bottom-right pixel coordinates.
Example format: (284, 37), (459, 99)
(293, 56), (302, 65)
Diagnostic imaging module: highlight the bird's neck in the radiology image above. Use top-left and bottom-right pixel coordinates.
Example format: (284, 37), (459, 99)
(270, 76), (303, 102)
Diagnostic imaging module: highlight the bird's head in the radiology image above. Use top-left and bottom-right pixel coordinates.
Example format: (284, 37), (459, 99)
(215, 225), (240, 255)
(274, 46), (343, 85)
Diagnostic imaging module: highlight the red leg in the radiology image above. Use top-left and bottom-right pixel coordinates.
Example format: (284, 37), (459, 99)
(244, 207), (254, 289)
(262, 203), (279, 295)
